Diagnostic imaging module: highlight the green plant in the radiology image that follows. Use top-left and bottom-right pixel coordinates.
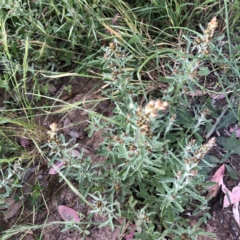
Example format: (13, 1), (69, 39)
(28, 182), (43, 206)
(83, 34), (220, 238)
(1, 0), (240, 239)
(0, 138), (22, 199)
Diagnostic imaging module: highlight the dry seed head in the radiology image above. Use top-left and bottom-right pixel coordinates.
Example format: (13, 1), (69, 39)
(154, 99), (162, 108)
(96, 201), (103, 208)
(194, 37), (202, 45)
(207, 137), (216, 148)
(114, 184), (121, 192)
(144, 99), (170, 118)
(163, 101), (169, 107)
(208, 16), (218, 31)
(195, 185), (203, 191)
(137, 106), (142, 115)
(187, 137), (216, 163)
(148, 100), (155, 107)
(170, 114), (176, 122)
(47, 122), (58, 139)
(141, 124), (149, 130)
(176, 171), (182, 179)
(144, 102), (155, 115)
(109, 42), (116, 50)
(202, 49), (209, 55)
(49, 122), (58, 132)
(108, 62), (115, 68)
(103, 53), (110, 59)
(155, 99), (169, 111)
(149, 112), (158, 118)
(190, 169), (198, 177)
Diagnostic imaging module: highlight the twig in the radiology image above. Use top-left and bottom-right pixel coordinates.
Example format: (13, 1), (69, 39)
(205, 106), (229, 139)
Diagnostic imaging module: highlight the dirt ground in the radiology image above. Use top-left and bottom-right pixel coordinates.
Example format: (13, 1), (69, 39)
(1, 77), (240, 239)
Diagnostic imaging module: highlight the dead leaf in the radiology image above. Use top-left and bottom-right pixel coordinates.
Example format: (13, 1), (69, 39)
(68, 149), (80, 158)
(207, 164), (225, 199)
(223, 185), (240, 208)
(233, 201), (240, 228)
(125, 224), (136, 240)
(112, 13), (121, 25)
(68, 130), (82, 139)
(58, 205), (80, 222)
(0, 197), (15, 210)
(63, 118), (84, 139)
(188, 90), (207, 97)
(80, 110), (89, 116)
(63, 118), (71, 134)
(229, 126), (240, 138)
(105, 14), (121, 33)
(210, 94), (227, 100)
(49, 162), (65, 175)
(20, 136), (30, 148)
(4, 199), (24, 220)
(47, 83), (57, 94)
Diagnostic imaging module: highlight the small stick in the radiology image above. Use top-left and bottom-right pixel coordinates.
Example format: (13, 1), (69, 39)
(206, 93), (236, 139)
(205, 106), (229, 139)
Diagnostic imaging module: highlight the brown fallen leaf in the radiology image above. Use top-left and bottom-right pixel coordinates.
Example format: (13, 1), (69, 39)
(188, 90), (207, 97)
(63, 118), (71, 134)
(207, 164), (225, 199)
(210, 93), (227, 100)
(0, 197), (15, 210)
(47, 83), (57, 94)
(63, 118), (85, 140)
(20, 136), (30, 148)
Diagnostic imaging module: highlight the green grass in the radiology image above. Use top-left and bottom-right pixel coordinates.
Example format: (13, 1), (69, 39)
(1, 0), (240, 239)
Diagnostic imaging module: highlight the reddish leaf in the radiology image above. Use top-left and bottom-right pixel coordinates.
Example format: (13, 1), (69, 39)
(58, 205), (80, 222)
(125, 224), (136, 240)
(207, 164), (225, 199)
(229, 127), (240, 138)
(211, 165), (225, 183)
(68, 149), (80, 158)
(233, 202), (240, 228)
(223, 186), (240, 208)
(49, 162), (65, 174)
(68, 130), (82, 139)
(221, 181), (230, 195)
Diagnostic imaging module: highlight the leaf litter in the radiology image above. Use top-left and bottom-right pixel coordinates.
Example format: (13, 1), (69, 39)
(207, 163), (240, 232)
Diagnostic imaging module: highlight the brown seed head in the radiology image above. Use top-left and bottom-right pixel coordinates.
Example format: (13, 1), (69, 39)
(208, 16), (218, 31)
(109, 42), (116, 50)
